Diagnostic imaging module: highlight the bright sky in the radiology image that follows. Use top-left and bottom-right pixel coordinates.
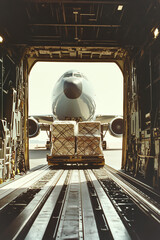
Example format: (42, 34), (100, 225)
(29, 62), (123, 116)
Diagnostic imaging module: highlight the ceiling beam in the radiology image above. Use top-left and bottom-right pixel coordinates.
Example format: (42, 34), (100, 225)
(23, 0), (127, 4)
(29, 23), (121, 27)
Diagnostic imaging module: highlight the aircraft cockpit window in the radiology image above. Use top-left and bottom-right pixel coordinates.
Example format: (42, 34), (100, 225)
(64, 73), (72, 78)
(74, 73), (81, 77)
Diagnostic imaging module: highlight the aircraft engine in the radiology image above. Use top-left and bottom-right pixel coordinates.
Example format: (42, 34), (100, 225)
(28, 118), (40, 138)
(108, 117), (123, 137)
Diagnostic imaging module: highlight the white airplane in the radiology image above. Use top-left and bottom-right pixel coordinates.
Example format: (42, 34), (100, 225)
(29, 70), (123, 142)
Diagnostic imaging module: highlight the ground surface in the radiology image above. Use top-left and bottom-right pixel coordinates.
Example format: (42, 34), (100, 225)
(29, 148), (122, 170)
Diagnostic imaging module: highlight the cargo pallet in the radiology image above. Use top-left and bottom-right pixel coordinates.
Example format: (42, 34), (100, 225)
(47, 154), (104, 167)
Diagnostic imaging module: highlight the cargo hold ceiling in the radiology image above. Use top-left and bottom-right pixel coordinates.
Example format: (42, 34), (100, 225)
(0, 0), (159, 61)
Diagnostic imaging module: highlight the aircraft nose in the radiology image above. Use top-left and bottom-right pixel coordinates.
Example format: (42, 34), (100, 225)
(64, 78), (82, 99)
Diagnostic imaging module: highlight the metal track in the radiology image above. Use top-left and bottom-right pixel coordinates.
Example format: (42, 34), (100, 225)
(0, 167), (159, 240)
(94, 167), (160, 240)
(104, 165), (160, 222)
(105, 165), (160, 205)
(0, 165), (50, 209)
(0, 170), (64, 239)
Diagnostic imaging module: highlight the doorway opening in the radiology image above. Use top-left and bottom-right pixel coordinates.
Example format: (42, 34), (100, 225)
(29, 61), (123, 169)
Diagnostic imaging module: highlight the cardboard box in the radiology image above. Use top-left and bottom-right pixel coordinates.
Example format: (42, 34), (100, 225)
(51, 121), (76, 138)
(77, 136), (103, 156)
(51, 137), (75, 156)
(78, 121), (101, 136)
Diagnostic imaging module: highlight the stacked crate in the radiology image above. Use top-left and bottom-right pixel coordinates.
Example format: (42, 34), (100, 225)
(77, 121), (103, 156)
(51, 121), (76, 156)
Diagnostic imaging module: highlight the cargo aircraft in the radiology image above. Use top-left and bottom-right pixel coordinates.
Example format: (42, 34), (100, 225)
(29, 70), (123, 148)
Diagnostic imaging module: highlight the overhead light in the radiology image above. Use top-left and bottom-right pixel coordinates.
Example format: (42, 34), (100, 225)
(73, 11), (78, 15)
(153, 28), (159, 39)
(89, 18), (97, 22)
(117, 5), (123, 11)
(80, 13), (95, 16)
(0, 36), (4, 43)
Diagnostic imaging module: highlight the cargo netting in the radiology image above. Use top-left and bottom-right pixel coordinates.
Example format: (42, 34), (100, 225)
(51, 137), (75, 155)
(77, 121), (103, 156)
(50, 121), (103, 157)
(77, 136), (103, 156)
(51, 121), (76, 137)
(51, 121), (76, 155)
(77, 121), (101, 136)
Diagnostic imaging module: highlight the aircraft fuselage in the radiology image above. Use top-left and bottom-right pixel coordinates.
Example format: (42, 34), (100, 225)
(52, 70), (96, 121)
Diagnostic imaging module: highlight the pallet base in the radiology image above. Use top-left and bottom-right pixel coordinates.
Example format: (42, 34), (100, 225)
(47, 154), (105, 167)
